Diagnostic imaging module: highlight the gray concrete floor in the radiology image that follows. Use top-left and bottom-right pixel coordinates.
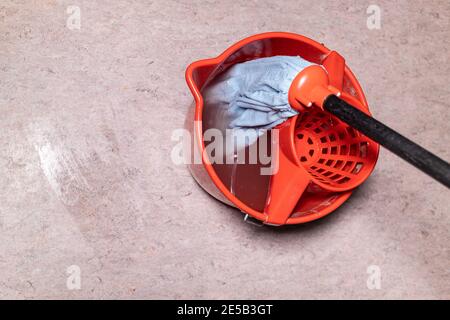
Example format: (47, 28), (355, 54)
(0, 0), (449, 299)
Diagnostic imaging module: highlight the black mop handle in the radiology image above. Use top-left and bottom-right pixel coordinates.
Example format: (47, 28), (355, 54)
(323, 95), (450, 188)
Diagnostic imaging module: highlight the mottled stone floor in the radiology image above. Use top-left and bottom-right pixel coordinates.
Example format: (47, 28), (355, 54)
(0, 0), (448, 299)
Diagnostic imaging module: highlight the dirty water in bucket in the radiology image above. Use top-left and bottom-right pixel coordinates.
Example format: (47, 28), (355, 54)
(201, 82), (272, 212)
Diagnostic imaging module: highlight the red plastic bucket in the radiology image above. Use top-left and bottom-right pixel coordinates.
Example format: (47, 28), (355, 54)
(185, 32), (379, 225)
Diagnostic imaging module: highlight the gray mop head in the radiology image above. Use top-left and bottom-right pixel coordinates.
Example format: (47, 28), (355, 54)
(202, 55), (312, 151)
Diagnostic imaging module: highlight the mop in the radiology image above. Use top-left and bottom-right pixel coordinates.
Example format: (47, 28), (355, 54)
(202, 55), (450, 188)
(202, 56), (312, 157)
